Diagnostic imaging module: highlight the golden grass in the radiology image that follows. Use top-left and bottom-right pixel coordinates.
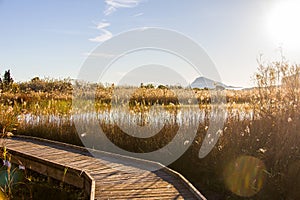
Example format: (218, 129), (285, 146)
(0, 67), (299, 199)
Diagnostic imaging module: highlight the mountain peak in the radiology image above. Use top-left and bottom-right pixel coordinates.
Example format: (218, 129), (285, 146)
(191, 77), (241, 89)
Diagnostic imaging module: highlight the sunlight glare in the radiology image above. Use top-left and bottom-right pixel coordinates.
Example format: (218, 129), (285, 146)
(267, 1), (300, 49)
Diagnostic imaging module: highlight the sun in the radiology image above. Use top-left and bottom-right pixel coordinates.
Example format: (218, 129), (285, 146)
(267, 1), (300, 49)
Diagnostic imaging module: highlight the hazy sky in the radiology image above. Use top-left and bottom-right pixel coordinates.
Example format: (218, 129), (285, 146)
(1, 0), (300, 87)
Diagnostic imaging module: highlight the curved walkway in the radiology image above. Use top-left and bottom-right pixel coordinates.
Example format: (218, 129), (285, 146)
(0, 136), (206, 200)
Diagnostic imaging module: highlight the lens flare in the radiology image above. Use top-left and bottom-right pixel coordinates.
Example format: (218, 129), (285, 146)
(223, 156), (266, 197)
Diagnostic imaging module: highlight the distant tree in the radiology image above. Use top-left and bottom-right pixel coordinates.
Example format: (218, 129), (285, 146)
(140, 83), (154, 88)
(0, 70), (14, 92)
(157, 85), (168, 89)
(146, 84), (154, 89)
(31, 76), (40, 82)
(3, 70), (13, 86)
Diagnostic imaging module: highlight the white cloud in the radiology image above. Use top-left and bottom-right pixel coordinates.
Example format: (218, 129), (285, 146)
(96, 21), (110, 29)
(133, 12), (143, 17)
(89, 29), (112, 42)
(89, 20), (112, 42)
(89, 0), (144, 42)
(104, 0), (143, 15)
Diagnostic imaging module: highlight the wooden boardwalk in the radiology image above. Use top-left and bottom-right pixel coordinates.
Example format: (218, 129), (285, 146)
(0, 136), (206, 200)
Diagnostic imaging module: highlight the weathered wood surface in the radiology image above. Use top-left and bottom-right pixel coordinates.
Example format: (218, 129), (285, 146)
(0, 136), (206, 200)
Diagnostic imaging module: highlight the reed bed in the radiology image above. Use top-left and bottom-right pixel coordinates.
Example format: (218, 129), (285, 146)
(0, 63), (299, 199)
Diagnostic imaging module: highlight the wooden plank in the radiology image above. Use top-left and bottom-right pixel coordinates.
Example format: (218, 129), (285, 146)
(39, 152), (72, 160)
(97, 184), (181, 192)
(67, 158), (92, 166)
(96, 190), (193, 196)
(5, 143), (36, 151)
(96, 181), (190, 192)
(54, 154), (90, 164)
(94, 190), (196, 199)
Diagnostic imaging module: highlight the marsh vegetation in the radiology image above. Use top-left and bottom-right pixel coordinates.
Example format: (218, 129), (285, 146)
(0, 58), (299, 199)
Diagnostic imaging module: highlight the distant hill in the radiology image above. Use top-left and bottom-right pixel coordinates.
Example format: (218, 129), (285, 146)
(190, 77), (242, 90)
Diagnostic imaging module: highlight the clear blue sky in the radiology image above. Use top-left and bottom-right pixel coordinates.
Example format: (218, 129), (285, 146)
(1, 0), (300, 87)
